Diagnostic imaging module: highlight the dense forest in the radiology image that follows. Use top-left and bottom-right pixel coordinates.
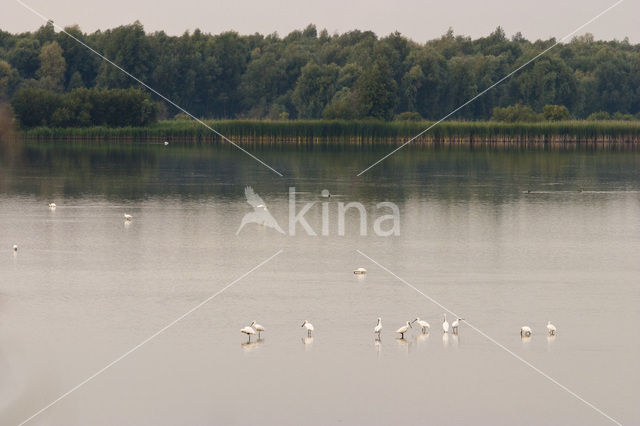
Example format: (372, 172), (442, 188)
(1, 22), (639, 128)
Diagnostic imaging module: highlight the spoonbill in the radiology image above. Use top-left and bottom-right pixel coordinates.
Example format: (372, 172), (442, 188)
(396, 321), (412, 339)
(321, 189), (331, 198)
(251, 321), (265, 338)
(301, 320), (314, 337)
(546, 321), (556, 336)
(374, 318), (382, 336)
(48, 203), (56, 209)
(13, 244), (18, 252)
(353, 267), (367, 275)
(442, 314), (449, 333)
(452, 318), (465, 334)
(124, 214), (132, 221)
(241, 325), (256, 342)
(164, 141), (169, 146)
(520, 326), (532, 337)
(412, 317), (430, 334)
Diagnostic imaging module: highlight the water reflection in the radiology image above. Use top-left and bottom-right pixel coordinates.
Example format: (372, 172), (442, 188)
(396, 338), (410, 353)
(416, 332), (429, 345)
(546, 334), (556, 351)
(374, 337), (382, 358)
(241, 339), (264, 353)
(442, 333), (449, 349)
(451, 333), (459, 349)
(3, 141), (638, 202)
(302, 336), (313, 350)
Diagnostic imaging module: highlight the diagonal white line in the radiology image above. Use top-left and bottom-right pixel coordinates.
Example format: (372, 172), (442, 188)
(356, 249), (622, 426)
(17, 249), (284, 426)
(14, 0), (284, 177)
(357, 0), (626, 176)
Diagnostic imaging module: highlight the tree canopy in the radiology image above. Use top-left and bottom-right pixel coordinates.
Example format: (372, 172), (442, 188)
(1, 22), (639, 127)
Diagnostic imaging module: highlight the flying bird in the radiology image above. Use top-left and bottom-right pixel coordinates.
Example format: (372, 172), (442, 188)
(236, 186), (285, 235)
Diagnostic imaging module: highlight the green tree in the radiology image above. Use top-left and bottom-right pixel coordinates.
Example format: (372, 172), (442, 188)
(292, 62), (339, 118)
(37, 41), (66, 91)
(542, 104), (570, 121)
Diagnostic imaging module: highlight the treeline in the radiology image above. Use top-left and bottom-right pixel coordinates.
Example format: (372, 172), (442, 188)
(11, 87), (159, 127)
(1, 22), (639, 127)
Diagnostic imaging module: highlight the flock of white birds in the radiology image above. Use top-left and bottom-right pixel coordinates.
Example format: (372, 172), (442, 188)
(17, 204), (558, 344)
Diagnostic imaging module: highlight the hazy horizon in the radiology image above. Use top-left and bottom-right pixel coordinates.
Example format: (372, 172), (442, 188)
(2, 0), (638, 42)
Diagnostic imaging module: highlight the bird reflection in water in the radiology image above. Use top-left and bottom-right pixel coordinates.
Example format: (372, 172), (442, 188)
(416, 332), (429, 345)
(241, 338), (264, 353)
(451, 333), (459, 349)
(546, 334), (556, 351)
(442, 332), (449, 349)
(521, 334), (532, 346)
(374, 337), (382, 358)
(302, 336), (314, 350)
(395, 337), (410, 353)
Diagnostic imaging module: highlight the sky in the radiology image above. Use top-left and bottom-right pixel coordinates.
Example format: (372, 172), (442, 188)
(2, 0), (638, 43)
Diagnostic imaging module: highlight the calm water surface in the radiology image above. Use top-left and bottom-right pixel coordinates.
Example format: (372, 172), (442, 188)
(0, 141), (639, 425)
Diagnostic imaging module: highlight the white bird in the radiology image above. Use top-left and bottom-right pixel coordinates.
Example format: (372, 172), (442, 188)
(396, 321), (412, 339)
(251, 321), (265, 338)
(48, 202), (56, 209)
(412, 317), (430, 334)
(124, 214), (132, 221)
(452, 318), (465, 334)
(374, 318), (382, 336)
(13, 244), (18, 252)
(241, 325), (256, 342)
(520, 326), (532, 337)
(442, 314), (450, 333)
(236, 186), (285, 235)
(353, 267), (367, 275)
(302, 320), (314, 337)
(163, 141), (169, 146)
(546, 321), (556, 336)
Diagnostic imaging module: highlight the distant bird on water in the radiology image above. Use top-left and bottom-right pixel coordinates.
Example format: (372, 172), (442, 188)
(546, 321), (556, 336)
(374, 318), (382, 337)
(301, 320), (314, 337)
(124, 214), (132, 221)
(520, 326), (532, 337)
(442, 314), (450, 334)
(241, 325), (256, 342)
(164, 141), (169, 146)
(452, 318), (464, 335)
(48, 202), (56, 209)
(353, 267), (367, 275)
(251, 321), (265, 338)
(412, 317), (430, 334)
(396, 321), (412, 339)
(13, 244), (18, 252)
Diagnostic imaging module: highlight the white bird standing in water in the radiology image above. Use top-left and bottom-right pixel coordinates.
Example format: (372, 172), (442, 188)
(412, 317), (430, 334)
(13, 244), (18, 252)
(452, 318), (465, 334)
(241, 325), (256, 342)
(546, 321), (556, 336)
(48, 203), (56, 209)
(124, 214), (132, 221)
(442, 314), (450, 333)
(251, 321), (265, 338)
(521, 326), (532, 337)
(374, 318), (382, 337)
(396, 321), (412, 339)
(302, 320), (314, 336)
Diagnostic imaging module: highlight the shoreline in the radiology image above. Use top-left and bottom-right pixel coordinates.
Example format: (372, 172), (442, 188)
(16, 119), (640, 144)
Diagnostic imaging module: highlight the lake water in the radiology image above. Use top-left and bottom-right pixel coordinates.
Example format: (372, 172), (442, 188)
(0, 141), (639, 425)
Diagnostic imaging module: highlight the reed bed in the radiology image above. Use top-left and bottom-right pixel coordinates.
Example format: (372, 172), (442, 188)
(19, 120), (640, 143)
